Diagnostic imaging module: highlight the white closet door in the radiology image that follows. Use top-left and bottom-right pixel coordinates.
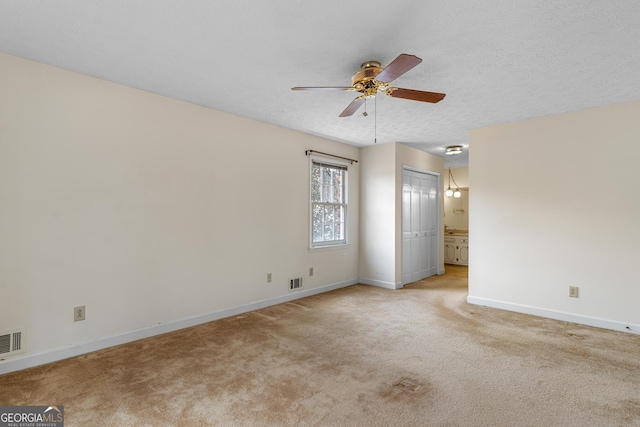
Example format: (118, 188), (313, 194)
(402, 169), (439, 285)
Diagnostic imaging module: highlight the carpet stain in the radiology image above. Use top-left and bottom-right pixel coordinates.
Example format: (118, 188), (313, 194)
(394, 378), (421, 393)
(377, 376), (432, 405)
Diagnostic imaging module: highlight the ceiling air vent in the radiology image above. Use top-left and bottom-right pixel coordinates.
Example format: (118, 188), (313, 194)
(0, 329), (26, 358)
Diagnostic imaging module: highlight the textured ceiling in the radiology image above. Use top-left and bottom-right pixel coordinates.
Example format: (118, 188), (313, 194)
(1, 1), (640, 168)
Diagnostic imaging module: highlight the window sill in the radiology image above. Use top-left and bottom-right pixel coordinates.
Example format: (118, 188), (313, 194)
(308, 244), (351, 252)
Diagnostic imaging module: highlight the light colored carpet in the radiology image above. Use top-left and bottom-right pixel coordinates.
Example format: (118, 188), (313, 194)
(1, 266), (639, 426)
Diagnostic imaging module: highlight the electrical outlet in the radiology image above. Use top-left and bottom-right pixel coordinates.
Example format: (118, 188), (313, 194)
(267, 273), (272, 283)
(74, 305), (85, 322)
(569, 286), (579, 298)
(309, 267), (314, 277)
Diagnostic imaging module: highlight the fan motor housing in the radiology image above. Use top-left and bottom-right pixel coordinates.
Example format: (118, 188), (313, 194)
(351, 61), (383, 89)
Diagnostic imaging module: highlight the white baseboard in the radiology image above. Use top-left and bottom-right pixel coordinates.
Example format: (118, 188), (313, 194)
(467, 296), (640, 335)
(0, 278), (357, 375)
(359, 278), (402, 290)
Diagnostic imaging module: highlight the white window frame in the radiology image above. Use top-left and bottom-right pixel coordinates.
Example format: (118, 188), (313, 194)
(309, 156), (349, 249)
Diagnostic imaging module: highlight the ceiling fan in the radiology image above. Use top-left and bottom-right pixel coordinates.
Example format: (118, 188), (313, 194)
(292, 54), (446, 117)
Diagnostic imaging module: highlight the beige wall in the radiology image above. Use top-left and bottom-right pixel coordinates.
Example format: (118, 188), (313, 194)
(444, 167), (469, 188)
(469, 100), (640, 332)
(359, 143), (396, 287)
(359, 143), (444, 288)
(443, 167), (469, 231)
(0, 52), (360, 365)
(396, 144), (445, 282)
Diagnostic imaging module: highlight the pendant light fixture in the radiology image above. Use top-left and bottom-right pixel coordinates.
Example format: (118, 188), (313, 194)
(446, 167), (462, 198)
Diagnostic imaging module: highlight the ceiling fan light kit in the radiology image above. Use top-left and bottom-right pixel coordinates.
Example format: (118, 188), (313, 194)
(292, 53), (446, 118)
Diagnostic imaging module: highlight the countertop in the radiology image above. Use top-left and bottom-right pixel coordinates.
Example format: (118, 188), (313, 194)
(445, 231), (468, 237)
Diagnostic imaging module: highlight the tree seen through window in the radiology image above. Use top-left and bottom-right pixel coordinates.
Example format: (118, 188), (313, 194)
(311, 161), (347, 246)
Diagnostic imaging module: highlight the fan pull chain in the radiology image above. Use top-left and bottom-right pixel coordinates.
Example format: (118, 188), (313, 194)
(374, 95), (377, 144)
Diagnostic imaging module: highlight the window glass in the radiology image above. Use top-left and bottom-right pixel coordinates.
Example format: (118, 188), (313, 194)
(311, 161), (347, 247)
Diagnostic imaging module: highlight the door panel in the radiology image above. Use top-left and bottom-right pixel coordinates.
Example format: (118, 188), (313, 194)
(419, 188), (430, 279)
(411, 188), (421, 282)
(445, 243), (456, 263)
(401, 171), (413, 284)
(402, 188), (412, 236)
(402, 237), (411, 284)
(427, 177), (438, 276)
(459, 245), (469, 264)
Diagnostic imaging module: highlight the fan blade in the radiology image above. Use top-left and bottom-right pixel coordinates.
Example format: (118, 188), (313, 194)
(292, 86), (353, 91)
(375, 54), (422, 83)
(388, 88), (446, 103)
(339, 98), (365, 117)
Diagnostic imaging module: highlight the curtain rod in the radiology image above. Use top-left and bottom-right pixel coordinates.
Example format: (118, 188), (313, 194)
(305, 150), (358, 164)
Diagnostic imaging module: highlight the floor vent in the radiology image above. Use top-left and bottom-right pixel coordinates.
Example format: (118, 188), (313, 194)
(289, 277), (303, 290)
(0, 329), (25, 358)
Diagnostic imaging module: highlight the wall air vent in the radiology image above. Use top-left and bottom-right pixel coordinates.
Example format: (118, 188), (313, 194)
(289, 278), (303, 290)
(0, 329), (26, 358)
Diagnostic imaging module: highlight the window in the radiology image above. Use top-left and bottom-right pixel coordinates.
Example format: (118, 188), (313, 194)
(311, 160), (348, 247)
